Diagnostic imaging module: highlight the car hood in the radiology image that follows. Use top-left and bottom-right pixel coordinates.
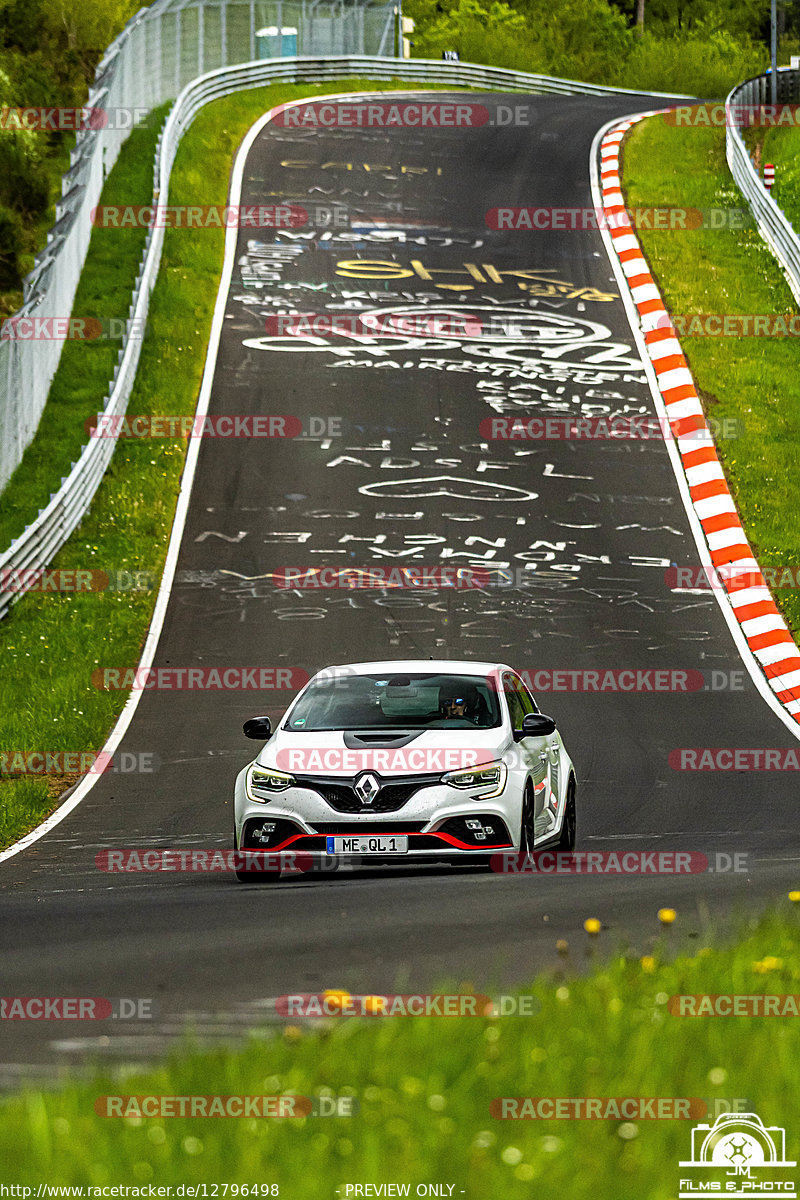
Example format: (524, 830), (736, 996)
(257, 726), (510, 778)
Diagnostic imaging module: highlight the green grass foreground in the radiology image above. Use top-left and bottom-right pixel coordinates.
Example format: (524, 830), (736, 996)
(622, 115), (800, 635)
(0, 903), (799, 1194)
(0, 78), (472, 852)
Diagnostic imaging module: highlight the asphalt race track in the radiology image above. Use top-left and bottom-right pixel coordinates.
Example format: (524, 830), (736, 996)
(3, 91), (800, 1080)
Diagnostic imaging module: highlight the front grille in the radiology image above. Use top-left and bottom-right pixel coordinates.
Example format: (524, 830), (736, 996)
(293, 772), (442, 814)
(319, 782), (417, 813)
(310, 821), (428, 835)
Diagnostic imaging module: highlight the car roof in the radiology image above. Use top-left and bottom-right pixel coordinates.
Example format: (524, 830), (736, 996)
(310, 659), (514, 677)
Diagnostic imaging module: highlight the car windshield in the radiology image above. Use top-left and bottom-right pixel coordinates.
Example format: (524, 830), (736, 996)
(284, 672), (501, 731)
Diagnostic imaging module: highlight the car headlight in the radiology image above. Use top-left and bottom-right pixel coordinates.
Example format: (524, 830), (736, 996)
(441, 760), (507, 799)
(246, 764), (295, 802)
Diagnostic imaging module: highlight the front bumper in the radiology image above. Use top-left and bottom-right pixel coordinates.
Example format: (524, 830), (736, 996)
(240, 812), (513, 856)
(234, 771), (518, 858)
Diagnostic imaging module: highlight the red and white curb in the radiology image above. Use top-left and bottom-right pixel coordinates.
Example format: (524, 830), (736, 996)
(598, 112), (800, 725)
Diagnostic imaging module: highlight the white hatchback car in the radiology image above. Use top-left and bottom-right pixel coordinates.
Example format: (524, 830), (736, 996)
(232, 659), (577, 880)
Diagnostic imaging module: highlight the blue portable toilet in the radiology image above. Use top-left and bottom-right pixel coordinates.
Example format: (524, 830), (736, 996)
(256, 25), (298, 57)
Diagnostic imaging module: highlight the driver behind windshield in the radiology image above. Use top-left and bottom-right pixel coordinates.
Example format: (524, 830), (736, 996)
(438, 684), (481, 724)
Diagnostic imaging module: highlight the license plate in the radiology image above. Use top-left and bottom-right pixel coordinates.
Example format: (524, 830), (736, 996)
(326, 835), (409, 855)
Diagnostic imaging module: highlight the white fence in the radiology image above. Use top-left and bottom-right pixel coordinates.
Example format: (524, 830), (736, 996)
(0, 0), (397, 494)
(0, 51), (691, 618)
(726, 68), (800, 304)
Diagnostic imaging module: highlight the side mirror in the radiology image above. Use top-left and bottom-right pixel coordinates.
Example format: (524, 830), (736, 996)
(243, 715), (272, 740)
(520, 712), (557, 738)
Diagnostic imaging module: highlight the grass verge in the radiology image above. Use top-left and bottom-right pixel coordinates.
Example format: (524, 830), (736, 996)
(622, 116), (800, 636)
(0, 109), (165, 549)
(0, 78), (477, 852)
(0, 901), (799, 1193)
(761, 124), (800, 232)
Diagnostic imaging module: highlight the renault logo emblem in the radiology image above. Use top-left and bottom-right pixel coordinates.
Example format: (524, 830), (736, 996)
(354, 773), (380, 805)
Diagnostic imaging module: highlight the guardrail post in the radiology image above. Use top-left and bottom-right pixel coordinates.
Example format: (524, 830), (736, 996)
(726, 68), (800, 305)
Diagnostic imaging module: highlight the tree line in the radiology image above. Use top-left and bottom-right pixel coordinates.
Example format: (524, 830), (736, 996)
(407, 0), (798, 96)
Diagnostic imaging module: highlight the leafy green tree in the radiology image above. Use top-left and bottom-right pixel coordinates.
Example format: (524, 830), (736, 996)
(408, 0), (633, 80)
(0, 203), (23, 290)
(0, 0), (142, 306)
(642, 0), (765, 40)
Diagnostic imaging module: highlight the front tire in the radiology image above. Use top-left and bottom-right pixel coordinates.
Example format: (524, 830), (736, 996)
(519, 783), (536, 854)
(555, 776), (577, 852)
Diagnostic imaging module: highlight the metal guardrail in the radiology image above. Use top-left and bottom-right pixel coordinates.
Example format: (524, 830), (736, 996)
(0, 0), (397, 495)
(0, 54), (693, 619)
(726, 68), (800, 305)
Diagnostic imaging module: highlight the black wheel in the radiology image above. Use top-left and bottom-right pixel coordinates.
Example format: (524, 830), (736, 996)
(519, 783), (536, 855)
(233, 828), (282, 883)
(556, 777), (577, 852)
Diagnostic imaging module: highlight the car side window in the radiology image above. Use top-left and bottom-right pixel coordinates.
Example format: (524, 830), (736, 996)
(503, 673), (525, 730)
(513, 676), (537, 716)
